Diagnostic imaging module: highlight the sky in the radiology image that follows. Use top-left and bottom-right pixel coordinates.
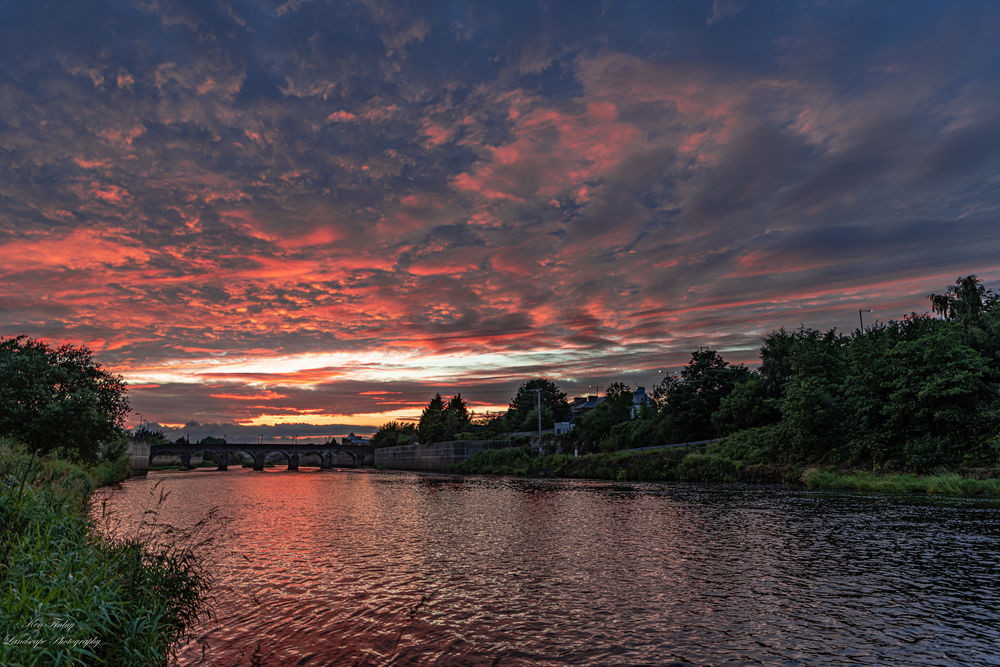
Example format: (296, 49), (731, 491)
(3, 1), (1000, 443)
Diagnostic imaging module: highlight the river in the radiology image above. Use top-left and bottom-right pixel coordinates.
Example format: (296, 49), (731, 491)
(93, 467), (1000, 665)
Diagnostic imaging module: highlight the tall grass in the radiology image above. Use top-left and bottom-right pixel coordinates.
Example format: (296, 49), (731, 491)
(0, 440), (212, 666)
(802, 468), (1000, 496)
(453, 443), (999, 497)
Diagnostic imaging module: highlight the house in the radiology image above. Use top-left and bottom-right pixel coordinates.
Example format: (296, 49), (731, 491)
(631, 386), (651, 418)
(342, 432), (371, 445)
(570, 394), (604, 417)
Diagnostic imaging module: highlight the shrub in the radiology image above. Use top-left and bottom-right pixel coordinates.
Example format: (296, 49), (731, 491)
(676, 453), (741, 482)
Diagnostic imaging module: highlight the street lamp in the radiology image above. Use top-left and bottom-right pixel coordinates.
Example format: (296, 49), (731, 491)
(529, 388), (542, 456)
(859, 308), (872, 331)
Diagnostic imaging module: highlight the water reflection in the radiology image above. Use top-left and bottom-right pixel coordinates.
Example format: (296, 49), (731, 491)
(94, 469), (1000, 665)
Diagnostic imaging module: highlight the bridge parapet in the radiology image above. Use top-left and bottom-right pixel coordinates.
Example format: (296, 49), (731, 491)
(148, 443), (374, 471)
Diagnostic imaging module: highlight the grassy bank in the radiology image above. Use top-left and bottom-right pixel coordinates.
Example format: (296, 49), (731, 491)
(452, 445), (1000, 497)
(801, 468), (1000, 496)
(0, 440), (208, 666)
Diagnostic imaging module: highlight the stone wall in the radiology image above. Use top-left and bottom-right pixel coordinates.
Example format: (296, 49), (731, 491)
(127, 439), (150, 476)
(374, 440), (513, 471)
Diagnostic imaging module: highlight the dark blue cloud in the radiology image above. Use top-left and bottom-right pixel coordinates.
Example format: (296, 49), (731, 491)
(2, 0), (1000, 427)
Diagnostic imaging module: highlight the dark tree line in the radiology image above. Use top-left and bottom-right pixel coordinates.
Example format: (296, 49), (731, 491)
(378, 276), (1000, 471)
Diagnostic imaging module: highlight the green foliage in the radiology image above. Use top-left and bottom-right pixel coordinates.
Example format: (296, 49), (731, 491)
(0, 337), (130, 462)
(712, 375), (779, 435)
(660, 348), (749, 442)
(711, 277), (1000, 472)
(372, 421), (417, 448)
(452, 447), (535, 475)
(132, 425), (168, 444)
(445, 394), (471, 437)
(572, 385), (636, 452)
(929, 274), (996, 343)
(780, 376), (847, 462)
(507, 378), (571, 430)
(711, 423), (789, 465)
(802, 468), (1000, 497)
(416, 392), (477, 444)
(0, 442), (208, 665)
(417, 393), (447, 444)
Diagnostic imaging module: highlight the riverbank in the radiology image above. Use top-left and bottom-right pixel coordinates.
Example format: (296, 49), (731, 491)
(0, 440), (208, 665)
(452, 446), (1000, 497)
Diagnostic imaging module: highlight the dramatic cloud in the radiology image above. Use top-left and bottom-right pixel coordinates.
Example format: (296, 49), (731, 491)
(3, 1), (1000, 439)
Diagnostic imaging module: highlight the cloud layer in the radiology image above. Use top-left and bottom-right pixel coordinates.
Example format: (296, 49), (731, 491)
(3, 1), (1000, 439)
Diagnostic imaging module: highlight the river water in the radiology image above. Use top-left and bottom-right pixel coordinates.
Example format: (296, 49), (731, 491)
(93, 468), (1000, 665)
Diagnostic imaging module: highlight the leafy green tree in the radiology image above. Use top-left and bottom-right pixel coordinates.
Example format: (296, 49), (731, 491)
(445, 394), (471, 438)
(759, 328), (798, 398)
(929, 274), (996, 343)
(661, 349), (749, 442)
(0, 336), (129, 461)
(418, 393), (448, 443)
(712, 374), (778, 435)
(507, 379), (571, 430)
(571, 383), (636, 452)
(372, 421), (417, 448)
(780, 376), (847, 462)
(883, 326), (998, 469)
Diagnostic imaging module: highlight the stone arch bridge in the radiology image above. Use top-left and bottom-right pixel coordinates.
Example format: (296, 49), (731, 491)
(149, 442), (374, 471)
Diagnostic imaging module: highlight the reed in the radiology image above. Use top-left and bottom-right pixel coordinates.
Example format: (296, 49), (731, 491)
(0, 440), (212, 666)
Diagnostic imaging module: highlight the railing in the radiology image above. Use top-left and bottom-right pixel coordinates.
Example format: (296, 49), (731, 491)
(615, 438), (724, 454)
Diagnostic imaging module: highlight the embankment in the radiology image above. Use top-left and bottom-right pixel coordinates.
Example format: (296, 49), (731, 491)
(452, 446), (1000, 497)
(374, 439), (513, 471)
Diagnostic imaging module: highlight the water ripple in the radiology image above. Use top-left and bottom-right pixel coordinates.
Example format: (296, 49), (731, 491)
(94, 470), (1000, 665)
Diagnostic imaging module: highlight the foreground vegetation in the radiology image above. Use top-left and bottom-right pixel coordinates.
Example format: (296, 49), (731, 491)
(0, 440), (210, 666)
(0, 337), (212, 665)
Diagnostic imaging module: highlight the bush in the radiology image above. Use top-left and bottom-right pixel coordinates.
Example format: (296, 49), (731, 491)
(452, 447), (534, 475)
(712, 424), (788, 464)
(676, 453), (741, 482)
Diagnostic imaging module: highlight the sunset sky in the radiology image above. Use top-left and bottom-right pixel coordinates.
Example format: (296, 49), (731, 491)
(3, 1), (1000, 442)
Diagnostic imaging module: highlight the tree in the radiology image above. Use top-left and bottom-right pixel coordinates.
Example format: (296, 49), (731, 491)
(372, 421), (417, 448)
(445, 394), (471, 439)
(133, 425), (168, 444)
(882, 327), (998, 469)
(571, 383), (636, 452)
(661, 349), (749, 442)
(418, 393), (448, 444)
(712, 374), (778, 435)
(929, 275), (995, 343)
(507, 379), (571, 430)
(0, 336), (129, 461)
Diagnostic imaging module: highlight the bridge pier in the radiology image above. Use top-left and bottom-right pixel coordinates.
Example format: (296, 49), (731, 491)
(253, 452), (266, 471)
(216, 450), (228, 471)
(180, 452), (192, 469)
(288, 452), (299, 471)
(321, 452), (333, 470)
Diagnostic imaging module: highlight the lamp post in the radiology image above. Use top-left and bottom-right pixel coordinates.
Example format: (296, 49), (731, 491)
(529, 388), (542, 456)
(859, 308), (872, 331)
